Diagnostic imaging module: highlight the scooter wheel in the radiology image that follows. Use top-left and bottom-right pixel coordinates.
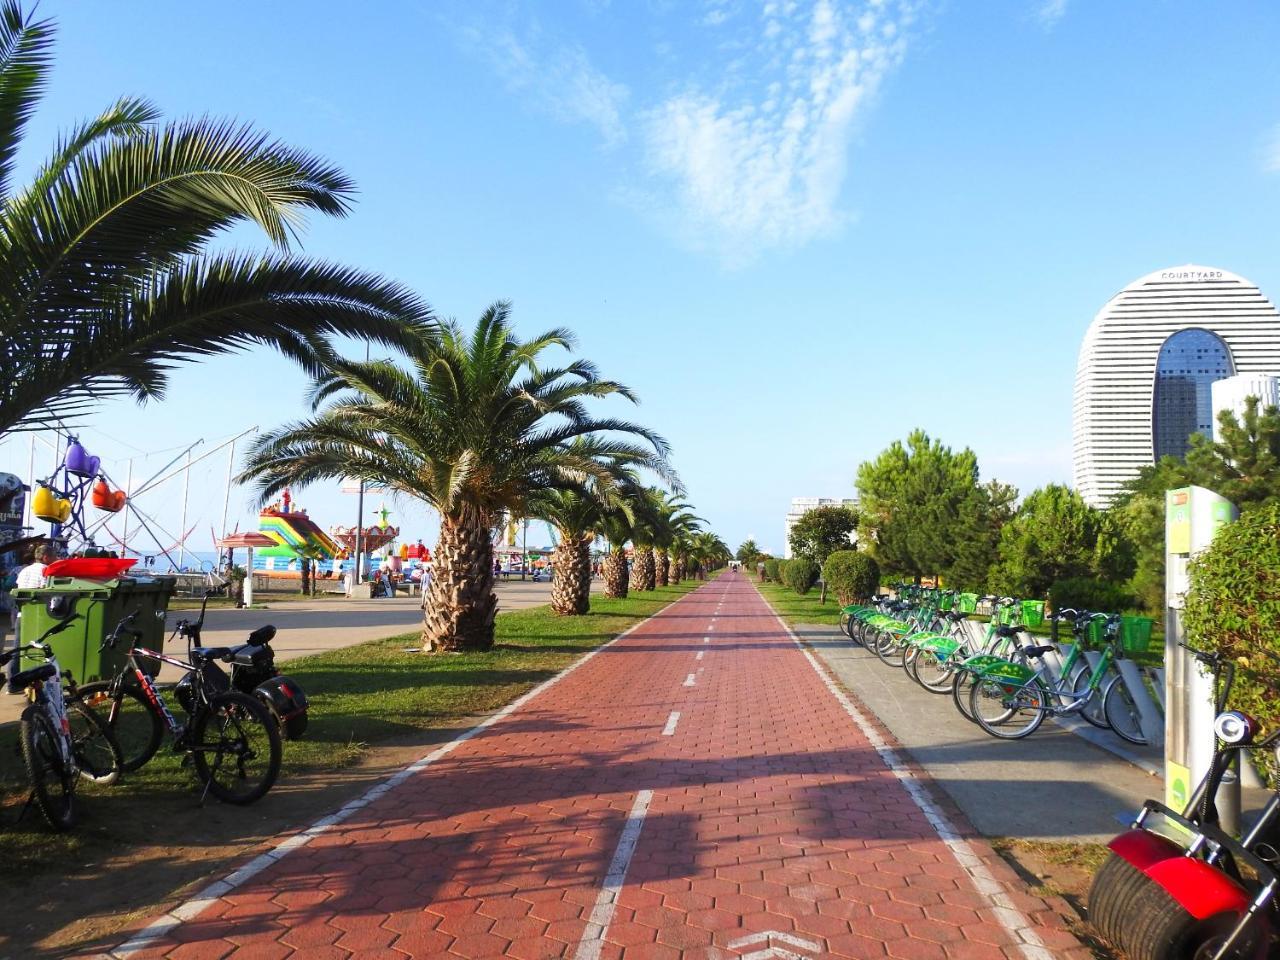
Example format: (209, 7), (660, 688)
(1088, 852), (1263, 960)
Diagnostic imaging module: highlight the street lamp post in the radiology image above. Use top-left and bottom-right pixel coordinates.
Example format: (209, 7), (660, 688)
(522, 518), (529, 582)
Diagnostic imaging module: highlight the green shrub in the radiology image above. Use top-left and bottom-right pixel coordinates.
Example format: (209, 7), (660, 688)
(783, 557), (819, 595)
(823, 551), (880, 605)
(1048, 576), (1134, 615)
(1184, 504), (1280, 761)
(764, 558), (781, 582)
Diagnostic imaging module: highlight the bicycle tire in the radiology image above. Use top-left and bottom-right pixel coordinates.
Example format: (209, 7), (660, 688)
(191, 691), (281, 805)
(952, 671), (980, 722)
(970, 675), (1047, 740)
(67, 701), (124, 785)
(1102, 675), (1148, 745)
(1072, 664), (1112, 729)
(77, 680), (164, 773)
(20, 706), (76, 830)
(874, 631), (903, 666)
(914, 650), (956, 694)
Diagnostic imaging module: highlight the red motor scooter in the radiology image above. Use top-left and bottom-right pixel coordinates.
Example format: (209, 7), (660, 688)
(1088, 646), (1280, 960)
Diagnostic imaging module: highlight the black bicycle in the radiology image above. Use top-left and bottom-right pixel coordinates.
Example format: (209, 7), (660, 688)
(2, 615), (123, 830)
(75, 609), (281, 804)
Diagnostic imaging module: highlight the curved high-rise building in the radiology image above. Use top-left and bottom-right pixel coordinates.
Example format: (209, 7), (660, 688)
(1072, 265), (1280, 507)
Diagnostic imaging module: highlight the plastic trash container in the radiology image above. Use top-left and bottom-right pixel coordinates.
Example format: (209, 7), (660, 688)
(13, 574), (176, 683)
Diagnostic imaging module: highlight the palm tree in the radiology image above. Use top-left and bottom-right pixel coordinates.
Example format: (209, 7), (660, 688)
(688, 532), (730, 579)
(595, 473), (662, 599)
(653, 497), (701, 587)
(240, 303), (671, 651)
(0, 3), (430, 437)
(529, 455), (663, 615)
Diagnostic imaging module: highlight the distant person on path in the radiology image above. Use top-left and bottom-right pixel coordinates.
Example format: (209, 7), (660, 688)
(16, 545), (51, 589)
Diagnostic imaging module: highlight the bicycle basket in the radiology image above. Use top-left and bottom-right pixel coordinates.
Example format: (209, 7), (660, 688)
(1020, 600), (1046, 629)
(938, 592), (955, 612)
(1119, 616), (1155, 654)
(1084, 618), (1107, 646)
(957, 593), (978, 613)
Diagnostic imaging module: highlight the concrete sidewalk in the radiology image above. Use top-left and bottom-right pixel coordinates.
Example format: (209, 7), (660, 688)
(799, 623), (1158, 843)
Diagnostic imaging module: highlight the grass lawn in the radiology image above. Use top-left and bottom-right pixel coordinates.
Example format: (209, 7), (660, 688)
(0, 579), (705, 881)
(755, 578), (845, 627)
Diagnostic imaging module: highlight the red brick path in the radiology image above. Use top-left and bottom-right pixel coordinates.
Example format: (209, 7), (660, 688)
(107, 573), (1087, 960)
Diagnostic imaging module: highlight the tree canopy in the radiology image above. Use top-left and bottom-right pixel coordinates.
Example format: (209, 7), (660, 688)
(787, 505), (857, 567)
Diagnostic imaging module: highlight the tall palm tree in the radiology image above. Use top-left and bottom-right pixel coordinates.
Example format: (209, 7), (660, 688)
(529, 455), (664, 616)
(688, 531), (730, 579)
(595, 473), (662, 599)
(240, 303), (671, 651)
(653, 497), (701, 587)
(0, 3), (430, 437)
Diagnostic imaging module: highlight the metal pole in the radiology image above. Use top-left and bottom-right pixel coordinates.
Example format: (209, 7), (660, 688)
(353, 343), (368, 585)
(23, 434), (34, 531)
(220, 439), (236, 542)
(178, 450), (191, 570)
(121, 458), (133, 551)
(522, 518), (528, 581)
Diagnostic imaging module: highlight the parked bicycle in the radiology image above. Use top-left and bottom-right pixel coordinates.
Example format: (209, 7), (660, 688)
(74, 607), (282, 804)
(2, 614), (122, 830)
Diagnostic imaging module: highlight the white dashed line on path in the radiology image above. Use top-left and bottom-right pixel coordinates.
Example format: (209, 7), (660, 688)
(683, 673), (696, 687)
(696, 651), (705, 661)
(573, 789), (654, 960)
(662, 711), (680, 736)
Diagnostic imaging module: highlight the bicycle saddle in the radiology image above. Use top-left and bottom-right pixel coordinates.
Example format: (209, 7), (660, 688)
(248, 624), (277, 646)
(945, 611), (970, 622)
(9, 662), (56, 692)
(994, 625), (1025, 638)
(191, 646), (234, 663)
(1019, 644), (1055, 659)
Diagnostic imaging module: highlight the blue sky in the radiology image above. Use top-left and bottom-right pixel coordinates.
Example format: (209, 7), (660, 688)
(3, 0), (1280, 561)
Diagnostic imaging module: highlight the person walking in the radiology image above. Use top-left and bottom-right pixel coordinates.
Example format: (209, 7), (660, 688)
(16, 544), (51, 589)
(419, 562), (433, 612)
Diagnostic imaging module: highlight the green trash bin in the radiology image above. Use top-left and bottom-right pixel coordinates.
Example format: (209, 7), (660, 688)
(13, 574), (176, 684)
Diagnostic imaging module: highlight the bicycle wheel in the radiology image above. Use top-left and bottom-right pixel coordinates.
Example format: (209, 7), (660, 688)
(874, 632), (903, 666)
(191, 691), (281, 805)
(914, 650), (956, 694)
(970, 675), (1047, 740)
(67, 701), (123, 785)
(77, 680), (164, 773)
(952, 671), (979, 722)
(20, 706), (76, 830)
(1102, 675), (1148, 745)
(1072, 665), (1111, 729)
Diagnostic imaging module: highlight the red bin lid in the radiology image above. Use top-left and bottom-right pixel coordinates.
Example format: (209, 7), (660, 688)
(44, 557), (138, 580)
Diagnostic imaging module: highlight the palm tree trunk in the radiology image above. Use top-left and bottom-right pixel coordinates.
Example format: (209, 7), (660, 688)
(603, 546), (629, 598)
(422, 506), (497, 652)
(673, 555), (686, 583)
(300, 557), (311, 596)
(656, 548), (670, 587)
(635, 547), (656, 591)
(551, 534), (591, 615)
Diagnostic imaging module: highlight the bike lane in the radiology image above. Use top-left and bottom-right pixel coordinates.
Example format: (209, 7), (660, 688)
(104, 572), (1089, 960)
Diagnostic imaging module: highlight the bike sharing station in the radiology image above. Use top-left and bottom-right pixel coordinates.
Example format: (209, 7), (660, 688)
(1087, 485), (1280, 960)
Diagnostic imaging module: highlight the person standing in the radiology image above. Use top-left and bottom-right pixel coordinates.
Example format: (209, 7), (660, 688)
(419, 562), (433, 611)
(16, 544), (51, 589)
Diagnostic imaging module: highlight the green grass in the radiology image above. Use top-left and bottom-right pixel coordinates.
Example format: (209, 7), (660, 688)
(0, 580), (705, 878)
(754, 578), (845, 626)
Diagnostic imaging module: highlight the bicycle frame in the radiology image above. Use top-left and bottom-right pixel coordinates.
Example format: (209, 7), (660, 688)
(127, 645), (191, 736)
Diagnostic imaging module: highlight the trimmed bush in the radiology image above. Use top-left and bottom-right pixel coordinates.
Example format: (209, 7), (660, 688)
(1048, 577), (1135, 615)
(823, 551), (880, 605)
(764, 558), (781, 582)
(783, 557), (819, 595)
(1184, 504), (1280, 748)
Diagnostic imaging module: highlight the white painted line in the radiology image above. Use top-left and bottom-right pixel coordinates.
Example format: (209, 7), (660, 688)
(757, 589), (1056, 960)
(703, 637), (710, 643)
(683, 672), (696, 687)
(662, 711), (680, 735)
(696, 650), (705, 661)
(108, 591), (699, 959)
(573, 789), (654, 960)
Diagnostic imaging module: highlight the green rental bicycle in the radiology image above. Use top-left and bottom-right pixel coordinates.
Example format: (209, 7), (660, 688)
(968, 612), (1144, 740)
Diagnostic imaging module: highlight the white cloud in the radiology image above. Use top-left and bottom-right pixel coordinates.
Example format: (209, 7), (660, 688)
(1037, 0), (1068, 28)
(640, 0), (914, 264)
(470, 25), (629, 148)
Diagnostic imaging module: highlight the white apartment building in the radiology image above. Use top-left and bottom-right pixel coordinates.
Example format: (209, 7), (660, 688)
(783, 497), (858, 559)
(1210, 373), (1280, 441)
(1072, 265), (1280, 507)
